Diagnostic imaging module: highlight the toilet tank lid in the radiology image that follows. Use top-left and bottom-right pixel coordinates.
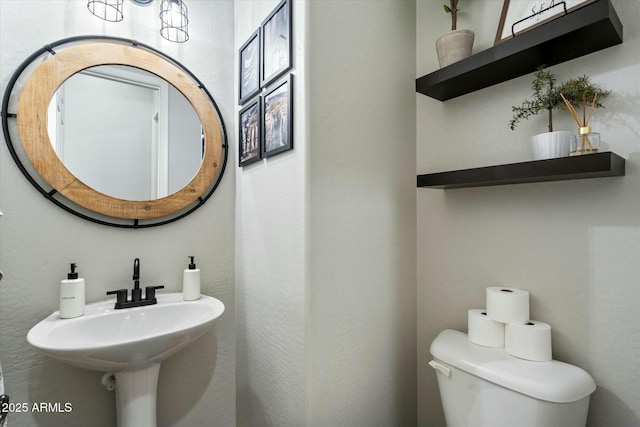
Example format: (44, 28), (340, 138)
(430, 329), (596, 403)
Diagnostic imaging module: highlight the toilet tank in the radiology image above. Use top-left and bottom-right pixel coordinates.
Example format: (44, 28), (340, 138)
(429, 329), (596, 427)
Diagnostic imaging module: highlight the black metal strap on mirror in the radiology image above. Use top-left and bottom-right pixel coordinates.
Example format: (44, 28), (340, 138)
(1, 35), (228, 228)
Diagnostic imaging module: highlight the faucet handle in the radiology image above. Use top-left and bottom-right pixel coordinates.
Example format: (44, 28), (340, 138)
(106, 289), (128, 305)
(145, 285), (164, 301)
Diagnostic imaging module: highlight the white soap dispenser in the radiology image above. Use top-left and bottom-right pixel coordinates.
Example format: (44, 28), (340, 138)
(59, 263), (85, 319)
(183, 256), (201, 301)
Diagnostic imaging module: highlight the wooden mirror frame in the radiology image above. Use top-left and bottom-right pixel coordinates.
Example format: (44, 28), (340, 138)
(3, 37), (227, 227)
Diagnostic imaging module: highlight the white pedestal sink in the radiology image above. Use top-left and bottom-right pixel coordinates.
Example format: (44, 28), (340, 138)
(27, 293), (224, 427)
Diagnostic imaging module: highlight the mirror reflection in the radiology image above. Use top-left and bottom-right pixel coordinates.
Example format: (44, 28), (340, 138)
(47, 65), (204, 201)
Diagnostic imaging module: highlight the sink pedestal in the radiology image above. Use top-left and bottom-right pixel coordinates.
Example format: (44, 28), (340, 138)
(115, 363), (160, 427)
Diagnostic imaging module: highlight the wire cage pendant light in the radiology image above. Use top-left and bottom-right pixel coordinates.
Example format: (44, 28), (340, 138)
(87, 0), (124, 22)
(86, 0), (189, 43)
(160, 0), (189, 43)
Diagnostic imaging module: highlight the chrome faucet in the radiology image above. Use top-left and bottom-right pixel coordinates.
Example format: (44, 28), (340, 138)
(106, 258), (164, 309)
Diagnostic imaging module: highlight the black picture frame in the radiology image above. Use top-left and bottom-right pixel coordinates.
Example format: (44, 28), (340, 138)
(239, 96), (262, 167)
(239, 29), (261, 105)
(260, 0), (292, 88)
(262, 74), (293, 158)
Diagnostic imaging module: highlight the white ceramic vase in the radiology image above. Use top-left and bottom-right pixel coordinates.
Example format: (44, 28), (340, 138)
(436, 29), (474, 68)
(531, 131), (571, 160)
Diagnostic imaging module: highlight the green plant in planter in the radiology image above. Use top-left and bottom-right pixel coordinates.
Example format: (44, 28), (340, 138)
(557, 75), (610, 125)
(509, 67), (564, 132)
(443, 0), (460, 31)
(510, 68), (611, 133)
(437, 0), (473, 69)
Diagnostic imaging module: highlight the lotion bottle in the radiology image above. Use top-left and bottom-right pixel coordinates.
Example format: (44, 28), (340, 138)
(59, 263), (85, 318)
(183, 256), (201, 301)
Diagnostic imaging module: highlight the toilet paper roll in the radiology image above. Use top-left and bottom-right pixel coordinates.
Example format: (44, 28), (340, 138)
(468, 309), (505, 348)
(486, 287), (530, 324)
(505, 321), (552, 362)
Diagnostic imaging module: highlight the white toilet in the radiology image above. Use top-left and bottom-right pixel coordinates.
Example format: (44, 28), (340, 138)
(429, 329), (596, 427)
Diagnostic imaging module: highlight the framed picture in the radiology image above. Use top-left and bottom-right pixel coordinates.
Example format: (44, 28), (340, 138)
(239, 29), (261, 105)
(239, 97), (262, 167)
(262, 74), (293, 158)
(495, 0), (597, 44)
(261, 0), (292, 88)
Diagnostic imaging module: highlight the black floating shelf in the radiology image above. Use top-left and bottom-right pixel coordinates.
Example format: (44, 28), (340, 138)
(416, 0), (623, 101)
(417, 152), (625, 189)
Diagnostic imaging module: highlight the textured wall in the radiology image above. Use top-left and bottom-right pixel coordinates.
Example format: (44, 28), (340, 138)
(235, 1), (417, 426)
(234, 1), (308, 425)
(416, 1), (640, 426)
(0, 1), (236, 426)
(307, 1), (417, 425)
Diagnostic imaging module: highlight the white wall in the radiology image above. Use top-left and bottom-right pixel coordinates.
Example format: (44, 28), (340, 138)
(235, 1), (307, 425)
(235, 0), (417, 426)
(168, 85), (203, 195)
(62, 72), (155, 200)
(416, 1), (640, 426)
(307, 1), (417, 425)
(0, 1), (236, 426)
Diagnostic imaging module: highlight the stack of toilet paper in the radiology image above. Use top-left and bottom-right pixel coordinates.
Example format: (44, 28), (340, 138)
(467, 287), (552, 362)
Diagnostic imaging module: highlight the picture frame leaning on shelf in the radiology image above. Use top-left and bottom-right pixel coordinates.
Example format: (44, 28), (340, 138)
(495, 0), (597, 44)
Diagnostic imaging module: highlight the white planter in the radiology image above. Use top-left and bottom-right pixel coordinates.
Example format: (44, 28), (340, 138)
(436, 29), (474, 68)
(531, 131), (571, 160)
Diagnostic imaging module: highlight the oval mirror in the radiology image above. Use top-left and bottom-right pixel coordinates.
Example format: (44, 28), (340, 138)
(47, 65), (204, 201)
(2, 37), (227, 228)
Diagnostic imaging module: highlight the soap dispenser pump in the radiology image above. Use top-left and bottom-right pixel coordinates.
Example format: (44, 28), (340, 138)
(183, 256), (200, 301)
(59, 263), (85, 319)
